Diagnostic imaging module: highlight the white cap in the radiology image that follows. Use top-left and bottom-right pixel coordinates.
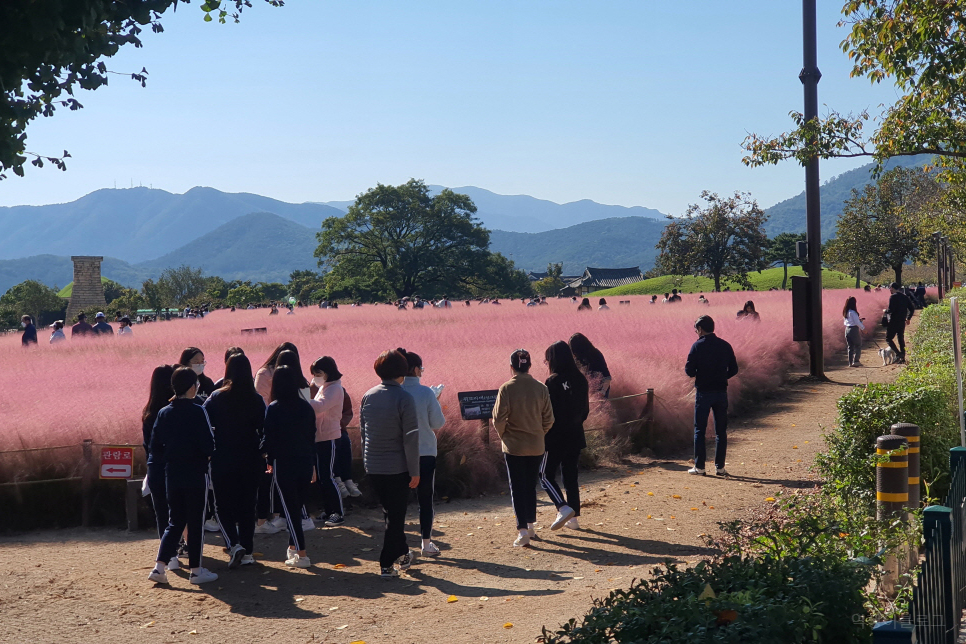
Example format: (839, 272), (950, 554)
(95, 312), (105, 318)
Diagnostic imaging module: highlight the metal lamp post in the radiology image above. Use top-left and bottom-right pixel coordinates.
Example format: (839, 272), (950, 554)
(935, 232), (945, 300)
(943, 237), (952, 292)
(800, 0), (825, 379)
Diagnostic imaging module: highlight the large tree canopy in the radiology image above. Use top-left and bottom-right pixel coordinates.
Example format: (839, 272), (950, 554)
(1, 0), (281, 179)
(655, 191), (769, 292)
(743, 1), (966, 168)
(315, 180), (528, 301)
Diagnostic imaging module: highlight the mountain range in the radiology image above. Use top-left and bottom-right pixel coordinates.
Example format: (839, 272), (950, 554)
(0, 157), (931, 294)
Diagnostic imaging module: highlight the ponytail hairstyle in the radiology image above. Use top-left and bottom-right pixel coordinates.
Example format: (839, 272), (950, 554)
(396, 347), (423, 377)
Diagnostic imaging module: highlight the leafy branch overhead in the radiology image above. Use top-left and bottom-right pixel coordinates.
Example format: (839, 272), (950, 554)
(0, 0), (282, 179)
(742, 1), (966, 168)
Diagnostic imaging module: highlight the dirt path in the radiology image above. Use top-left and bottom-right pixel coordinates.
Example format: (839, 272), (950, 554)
(0, 328), (910, 644)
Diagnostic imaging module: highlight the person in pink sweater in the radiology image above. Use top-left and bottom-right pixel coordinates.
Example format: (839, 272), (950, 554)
(308, 356), (347, 527)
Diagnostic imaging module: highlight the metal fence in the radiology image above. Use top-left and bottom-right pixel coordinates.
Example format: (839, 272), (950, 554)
(875, 447), (966, 643)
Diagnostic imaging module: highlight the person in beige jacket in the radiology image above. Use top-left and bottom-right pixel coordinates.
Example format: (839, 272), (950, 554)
(493, 349), (554, 547)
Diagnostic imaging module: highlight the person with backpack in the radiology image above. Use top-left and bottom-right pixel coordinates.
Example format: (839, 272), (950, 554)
(147, 367), (218, 586)
(203, 354), (266, 568)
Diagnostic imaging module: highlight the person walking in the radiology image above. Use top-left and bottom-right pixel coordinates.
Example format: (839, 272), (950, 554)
(685, 315), (738, 476)
(540, 341), (589, 531)
(48, 320), (66, 344)
(359, 350), (421, 578)
(887, 282), (915, 364)
(843, 296), (866, 367)
(20, 315), (37, 347)
(70, 312), (93, 338)
(398, 348), (446, 557)
(493, 349), (554, 547)
(142, 364), (179, 570)
(307, 356), (347, 527)
(262, 365), (318, 568)
(147, 367), (218, 586)
(203, 354), (266, 568)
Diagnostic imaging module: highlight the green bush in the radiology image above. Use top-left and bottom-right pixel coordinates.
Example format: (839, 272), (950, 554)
(542, 555), (871, 644)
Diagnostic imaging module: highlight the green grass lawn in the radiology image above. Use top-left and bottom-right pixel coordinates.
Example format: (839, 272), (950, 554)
(592, 266), (866, 296)
(57, 277), (111, 298)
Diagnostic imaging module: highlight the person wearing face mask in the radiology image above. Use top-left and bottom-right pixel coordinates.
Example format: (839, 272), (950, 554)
(147, 367), (217, 586)
(307, 356), (347, 527)
(48, 320), (66, 344)
(178, 347), (215, 400)
(20, 315), (37, 347)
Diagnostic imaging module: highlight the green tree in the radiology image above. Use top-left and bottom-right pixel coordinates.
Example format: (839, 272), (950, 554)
(141, 278), (172, 313)
(765, 232), (806, 289)
(107, 288), (146, 316)
(460, 253), (532, 300)
(226, 284), (264, 306)
(655, 191), (769, 292)
(258, 282), (287, 301)
(1, 0), (281, 179)
(287, 270), (326, 303)
(742, 2), (966, 169)
(0, 280), (66, 326)
(101, 278), (127, 304)
(160, 265), (207, 305)
(533, 263), (564, 296)
(315, 180), (498, 300)
(831, 167), (942, 284)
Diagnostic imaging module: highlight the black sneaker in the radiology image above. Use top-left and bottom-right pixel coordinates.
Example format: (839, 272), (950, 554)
(324, 513), (345, 527)
(395, 550), (416, 571)
(380, 566), (399, 578)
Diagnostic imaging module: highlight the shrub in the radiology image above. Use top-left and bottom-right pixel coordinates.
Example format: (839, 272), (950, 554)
(542, 555), (871, 644)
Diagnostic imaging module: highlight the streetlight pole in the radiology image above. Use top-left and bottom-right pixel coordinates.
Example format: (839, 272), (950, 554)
(943, 237), (952, 292)
(801, 0), (825, 378)
(935, 232), (945, 300)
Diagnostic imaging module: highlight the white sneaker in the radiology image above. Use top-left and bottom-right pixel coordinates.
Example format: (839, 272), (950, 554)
(254, 521), (280, 534)
(527, 524), (536, 539)
(421, 542), (441, 557)
(301, 517), (316, 531)
(715, 467), (729, 476)
(189, 568), (218, 584)
(240, 554), (256, 566)
(204, 519), (221, 532)
(344, 479), (363, 497)
(336, 478), (350, 499)
(148, 568), (168, 584)
(513, 533), (531, 547)
(286, 554), (311, 568)
(228, 544), (245, 569)
(270, 516), (288, 531)
(565, 517), (580, 530)
(168, 556), (180, 571)
(688, 467), (706, 476)
(550, 505), (576, 531)
(287, 546), (296, 561)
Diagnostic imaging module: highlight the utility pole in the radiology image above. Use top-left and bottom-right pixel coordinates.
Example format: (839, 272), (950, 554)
(801, 0), (825, 379)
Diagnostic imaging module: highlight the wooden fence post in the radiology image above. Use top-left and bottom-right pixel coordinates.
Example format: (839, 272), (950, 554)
(81, 439), (94, 527)
(125, 479), (141, 532)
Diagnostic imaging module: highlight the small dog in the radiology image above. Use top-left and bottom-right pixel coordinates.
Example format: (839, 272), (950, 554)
(879, 347), (896, 366)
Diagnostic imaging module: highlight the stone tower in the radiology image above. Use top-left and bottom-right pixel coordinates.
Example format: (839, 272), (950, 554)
(65, 256), (107, 323)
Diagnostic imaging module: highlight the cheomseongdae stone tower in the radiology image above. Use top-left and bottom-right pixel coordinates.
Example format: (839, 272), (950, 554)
(65, 256), (107, 323)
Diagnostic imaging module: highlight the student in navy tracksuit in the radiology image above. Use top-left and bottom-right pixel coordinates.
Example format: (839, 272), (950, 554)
(203, 354), (266, 568)
(262, 365), (318, 568)
(685, 315), (739, 477)
(148, 367), (218, 586)
(142, 365), (176, 559)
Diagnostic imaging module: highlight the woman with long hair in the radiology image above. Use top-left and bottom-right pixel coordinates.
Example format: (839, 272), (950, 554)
(262, 366), (318, 568)
(843, 296), (865, 367)
(178, 347), (216, 399)
(254, 342), (299, 403)
(737, 301), (760, 322)
(360, 350), (421, 577)
(307, 356), (347, 528)
(541, 341), (589, 531)
(274, 350), (311, 401)
(143, 364), (179, 568)
(398, 348), (446, 557)
(203, 354), (266, 568)
(577, 298), (592, 311)
(568, 332), (611, 398)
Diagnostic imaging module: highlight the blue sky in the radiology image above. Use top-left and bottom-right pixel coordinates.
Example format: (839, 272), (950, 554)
(1, 1), (898, 216)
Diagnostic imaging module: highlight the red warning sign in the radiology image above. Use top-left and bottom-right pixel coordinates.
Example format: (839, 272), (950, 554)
(99, 446), (133, 479)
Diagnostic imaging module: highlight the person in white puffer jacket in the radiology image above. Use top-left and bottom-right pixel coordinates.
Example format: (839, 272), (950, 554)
(309, 356), (347, 527)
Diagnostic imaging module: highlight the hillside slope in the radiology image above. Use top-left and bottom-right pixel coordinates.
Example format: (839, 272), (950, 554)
(592, 266), (866, 296)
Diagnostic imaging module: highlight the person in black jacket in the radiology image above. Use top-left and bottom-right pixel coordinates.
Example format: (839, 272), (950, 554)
(20, 315), (37, 347)
(142, 364), (177, 566)
(540, 341), (590, 531)
(887, 282), (915, 363)
(203, 354), (266, 568)
(178, 347), (216, 399)
(569, 333), (612, 398)
(262, 365), (318, 569)
(148, 367), (218, 586)
(685, 315), (738, 477)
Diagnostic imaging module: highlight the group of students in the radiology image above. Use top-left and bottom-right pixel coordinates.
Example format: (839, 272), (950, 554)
(141, 332), (610, 584)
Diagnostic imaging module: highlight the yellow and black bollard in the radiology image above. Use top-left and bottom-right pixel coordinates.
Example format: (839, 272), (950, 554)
(890, 423), (921, 510)
(876, 434), (909, 594)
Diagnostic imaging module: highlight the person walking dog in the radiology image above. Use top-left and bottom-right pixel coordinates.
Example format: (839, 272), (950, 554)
(685, 315), (738, 477)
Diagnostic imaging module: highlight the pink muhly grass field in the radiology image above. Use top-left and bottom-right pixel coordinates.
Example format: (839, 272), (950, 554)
(0, 289), (888, 484)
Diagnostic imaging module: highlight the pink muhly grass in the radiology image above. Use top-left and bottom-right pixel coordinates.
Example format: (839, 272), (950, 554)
(0, 289), (888, 484)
